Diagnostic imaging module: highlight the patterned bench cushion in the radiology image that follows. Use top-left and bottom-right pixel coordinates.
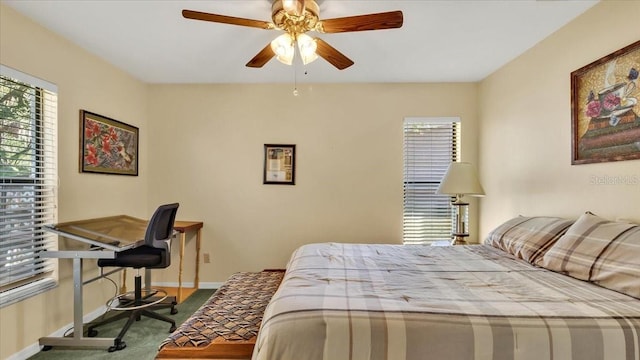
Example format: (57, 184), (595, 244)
(157, 271), (284, 358)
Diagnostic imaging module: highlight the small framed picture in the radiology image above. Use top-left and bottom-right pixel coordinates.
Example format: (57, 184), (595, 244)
(263, 144), (295, 185)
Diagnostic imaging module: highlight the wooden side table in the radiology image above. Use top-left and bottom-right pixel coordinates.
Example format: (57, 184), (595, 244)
(173, 221), (204, 302)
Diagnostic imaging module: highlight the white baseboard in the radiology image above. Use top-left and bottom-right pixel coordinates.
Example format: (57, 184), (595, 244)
(7, 305), (108, 360)
(152, 281), (223, 289)
(9, 284), (221, 359)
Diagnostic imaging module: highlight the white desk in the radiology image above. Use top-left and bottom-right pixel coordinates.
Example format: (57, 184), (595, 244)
(39, 215), (148, 350)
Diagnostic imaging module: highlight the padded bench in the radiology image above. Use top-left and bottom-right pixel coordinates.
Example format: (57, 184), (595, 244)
(156, 271), (284, 359)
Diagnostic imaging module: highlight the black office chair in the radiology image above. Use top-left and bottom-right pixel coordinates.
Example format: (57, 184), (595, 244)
(88, 203), (180, 352)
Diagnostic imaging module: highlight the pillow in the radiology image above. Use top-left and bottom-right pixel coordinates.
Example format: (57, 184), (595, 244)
(484, 216), (574, 264)
(538, 212), (640, 298)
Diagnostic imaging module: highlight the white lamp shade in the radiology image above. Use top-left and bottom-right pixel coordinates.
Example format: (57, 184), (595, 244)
(271, 33), (295, 65)
(436, 162), (485, 196)
(296, 33), (318, 65)
(270, 33), (318, 66)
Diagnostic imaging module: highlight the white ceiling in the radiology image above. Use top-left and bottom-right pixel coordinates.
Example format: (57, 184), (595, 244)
(2, 0), (598, 84)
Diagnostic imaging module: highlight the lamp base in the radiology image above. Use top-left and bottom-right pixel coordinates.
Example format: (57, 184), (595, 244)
(451, 236), (468, 245)
(451, 197), (469, 245)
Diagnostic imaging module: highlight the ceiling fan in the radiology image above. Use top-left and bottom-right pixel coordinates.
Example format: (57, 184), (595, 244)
(182, 0), (403, 70)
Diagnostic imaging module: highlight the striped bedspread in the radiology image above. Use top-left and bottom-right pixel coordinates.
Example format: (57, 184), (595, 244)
(252, 243), (640, 360)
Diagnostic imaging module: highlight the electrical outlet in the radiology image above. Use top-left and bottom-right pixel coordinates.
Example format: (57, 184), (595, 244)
(203, 253), (211, 263)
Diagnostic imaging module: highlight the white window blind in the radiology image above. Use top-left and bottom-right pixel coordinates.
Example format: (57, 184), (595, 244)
(0, 65), (58, 307)
(403, 118), (459, 244)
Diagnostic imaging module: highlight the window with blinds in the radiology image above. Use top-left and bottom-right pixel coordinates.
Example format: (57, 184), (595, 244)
(1, 66), (58, 307)
(403, 118), (459, 245)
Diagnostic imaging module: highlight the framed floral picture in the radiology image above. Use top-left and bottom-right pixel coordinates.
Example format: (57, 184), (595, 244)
(263, 144), (295, 185)
(571, 40), (640, 165)
(79, 110), (138, 175)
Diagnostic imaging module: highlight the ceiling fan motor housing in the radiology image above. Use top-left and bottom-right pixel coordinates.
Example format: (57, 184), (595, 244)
(272, 0), (320, 34)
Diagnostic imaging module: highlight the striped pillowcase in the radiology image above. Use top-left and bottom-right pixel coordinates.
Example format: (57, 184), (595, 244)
(485, 216), (574, 264)
(537, 212), (640, 299)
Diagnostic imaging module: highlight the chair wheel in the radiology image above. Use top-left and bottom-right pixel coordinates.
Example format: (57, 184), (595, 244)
(108, 341), (126, 352)
(169, 325), (177, 332)
(170, 307), (178, 315)
(42, 345), (53, 351)
(87, 329), (98, 337)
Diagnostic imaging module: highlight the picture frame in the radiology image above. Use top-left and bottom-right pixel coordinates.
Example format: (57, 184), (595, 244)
(79, 110), (139, 176)
(571, 40), (640, 165)
(263, 144), (296, 185)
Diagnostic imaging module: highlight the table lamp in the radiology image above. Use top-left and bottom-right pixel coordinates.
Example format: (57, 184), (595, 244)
(436, 162), (485, 245)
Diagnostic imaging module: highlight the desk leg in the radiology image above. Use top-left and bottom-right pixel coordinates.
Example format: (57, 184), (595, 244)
(39, 258), (118, 349)
(121, 268), (127, 293)
(194, 228), (201, 289)
(73, 258), (84, 338)
(178, 232), (186, 302)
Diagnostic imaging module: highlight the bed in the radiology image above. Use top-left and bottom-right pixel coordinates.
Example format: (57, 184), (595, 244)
(252, 213), (640, 360)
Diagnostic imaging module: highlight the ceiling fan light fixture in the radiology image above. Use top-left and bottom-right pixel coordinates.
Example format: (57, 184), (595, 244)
(297, 33), (318, 65)
(282, 0), (305, 16)
(271, 33), (295, 65)
(183, 1), (402, 70)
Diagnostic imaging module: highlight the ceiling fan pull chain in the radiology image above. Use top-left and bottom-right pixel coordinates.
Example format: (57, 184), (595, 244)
(293, 60), (299, 96)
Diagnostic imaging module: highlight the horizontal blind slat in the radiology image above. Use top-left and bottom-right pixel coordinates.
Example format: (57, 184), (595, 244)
(1, 71), (58, 305)
(403, 119), (459, 244)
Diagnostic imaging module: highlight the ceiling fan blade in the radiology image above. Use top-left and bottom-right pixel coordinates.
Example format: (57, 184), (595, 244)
(319, 10), (403, 33)
(246, 44), (276, 68)
(314, 38), (354, 70)
(182, 9), (274, 29)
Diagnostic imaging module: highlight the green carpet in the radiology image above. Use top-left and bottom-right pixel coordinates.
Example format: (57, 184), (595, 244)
(28, 289), (216, 360)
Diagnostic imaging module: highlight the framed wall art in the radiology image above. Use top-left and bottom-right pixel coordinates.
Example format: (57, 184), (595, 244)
(263, 144), (295, 185)
(80, 110), (139, 175)
(571, 40), (640, 165)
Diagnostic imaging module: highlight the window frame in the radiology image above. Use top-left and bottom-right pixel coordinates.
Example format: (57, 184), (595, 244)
(402, 117), (460, 245)
(1, 65), (58, 307)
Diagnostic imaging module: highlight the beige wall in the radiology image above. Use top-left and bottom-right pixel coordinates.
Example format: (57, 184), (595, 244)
(0, 5), (149, 358)
(4, 0), (637, 357)
(147, 83), (480, 284)
(1, 4), (481, 357)
(478, 0), (640, 237)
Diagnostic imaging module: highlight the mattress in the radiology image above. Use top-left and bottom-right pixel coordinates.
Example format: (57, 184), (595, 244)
(252, 243), (640, 360)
